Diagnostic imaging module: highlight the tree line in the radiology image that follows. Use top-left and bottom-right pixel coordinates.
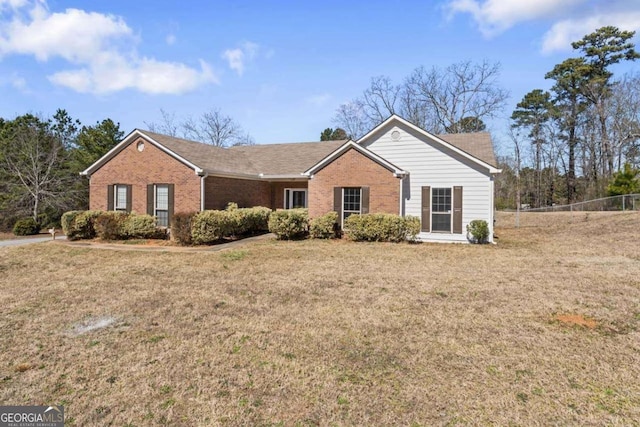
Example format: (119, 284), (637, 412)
(0, 111), (123, 230)
(500, 26), (640, 209)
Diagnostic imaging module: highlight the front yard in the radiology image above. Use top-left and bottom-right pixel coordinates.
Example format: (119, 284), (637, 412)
(1, 211), (639, 425)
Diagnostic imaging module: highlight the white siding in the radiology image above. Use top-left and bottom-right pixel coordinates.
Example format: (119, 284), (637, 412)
(363, 125), (495, 243)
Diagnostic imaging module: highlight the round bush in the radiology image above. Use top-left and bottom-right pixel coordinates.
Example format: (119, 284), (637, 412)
(13, 217), (40, 236)
(466, 219), (490, 244)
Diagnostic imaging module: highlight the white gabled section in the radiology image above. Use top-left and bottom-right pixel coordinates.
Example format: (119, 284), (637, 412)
(303, 140), (406, 177)
(357, 114), (501, 174)
(80, 129), (204, 177)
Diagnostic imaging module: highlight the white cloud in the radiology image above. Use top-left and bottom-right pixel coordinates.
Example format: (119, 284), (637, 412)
(447, 0), (586, 36)
(542, 11), (640, 53)
(0, 0), (218, 94)
(222, 41), (260, 76)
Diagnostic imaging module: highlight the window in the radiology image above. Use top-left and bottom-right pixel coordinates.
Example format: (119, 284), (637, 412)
(432, 188), (451, 232)
(342, 187), (361, 224)
(155, 184), (169, 227)
(284, 188), (307, 209)
(114, 185), (128, 212)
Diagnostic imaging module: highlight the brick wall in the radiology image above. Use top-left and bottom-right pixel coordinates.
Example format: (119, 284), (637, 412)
(204, 176), (271, 210)
(308, 148), (400, 218)
(89, 136), (201, 213)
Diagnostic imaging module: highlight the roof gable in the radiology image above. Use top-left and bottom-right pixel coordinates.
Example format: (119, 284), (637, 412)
(303, 140), (406, 177)
(357, 115), (500, 173)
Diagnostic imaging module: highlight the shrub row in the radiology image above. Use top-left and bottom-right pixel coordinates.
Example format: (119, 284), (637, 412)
(190, 205), (272, 245)
(62, 210), (161, 241)
(344, 214), (420, 242)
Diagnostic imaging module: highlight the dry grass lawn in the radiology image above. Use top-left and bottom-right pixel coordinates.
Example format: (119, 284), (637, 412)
(1, 211), (639, 426)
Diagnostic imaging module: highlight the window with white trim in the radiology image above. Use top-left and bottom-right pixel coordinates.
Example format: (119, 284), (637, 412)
(155, 184), (169, 227)
(342, 187), (361, 223)
(284, 188), (307, 209)
(431, 187), (451, 232)
(114, 185), (128, 212)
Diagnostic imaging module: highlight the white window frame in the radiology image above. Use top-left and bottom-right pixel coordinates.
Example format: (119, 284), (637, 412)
(114, 184), (128, 212)
(342, 187), (362, 228)
(284, 188), (308, 209)
(154, 184), (169, 227)
(431, 187), (452, 233)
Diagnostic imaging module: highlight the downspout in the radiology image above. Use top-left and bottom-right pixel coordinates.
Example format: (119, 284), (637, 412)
(200, 173), (208, 211)
(399, 176), (403, 216)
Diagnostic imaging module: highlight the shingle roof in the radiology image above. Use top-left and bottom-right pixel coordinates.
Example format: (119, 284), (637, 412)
(139, 129), (496, 176)
(436, 133), (497, 167)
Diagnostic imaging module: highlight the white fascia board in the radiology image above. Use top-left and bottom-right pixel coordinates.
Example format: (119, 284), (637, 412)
(303, 140), (406, 176)
(357, 114), (500, 174)
(80, 129), (204, 177)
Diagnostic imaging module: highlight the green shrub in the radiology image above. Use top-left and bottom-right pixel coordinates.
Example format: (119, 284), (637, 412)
(191, 210), (237, 244)
(309, 211), (339, 239)
(12, 217), (40, 236)
(404, 216), (421, 242)
(123, 214), (159, 239)
(466, 219), (490, 244)
(61, 211), (82, 236)
(66, 210), (101, 240)
(171, 212), (197, 245)
(344, 213), (420, 242)
(94, 211), (128, 240)
(236, 207), (272, 235)
(268, 209), (309, 240)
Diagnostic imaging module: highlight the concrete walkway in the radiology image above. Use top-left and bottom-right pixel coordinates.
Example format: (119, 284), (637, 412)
(53, 233), (275, 253)
(0, 234), (61, 248)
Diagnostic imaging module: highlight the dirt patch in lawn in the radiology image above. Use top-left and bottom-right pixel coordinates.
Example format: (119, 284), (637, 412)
(554, 313), (598, 329)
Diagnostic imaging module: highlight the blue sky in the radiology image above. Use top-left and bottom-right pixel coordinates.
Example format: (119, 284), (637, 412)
(1, 0), (639, 155)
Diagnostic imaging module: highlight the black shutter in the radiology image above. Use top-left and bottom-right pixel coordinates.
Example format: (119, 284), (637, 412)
(421, 186), (430, 232)
(147, 184), (154, 216)
(126, 185), (132, 213)
(453, 186), (463, 234)
(107, 185), (114, 211)
(333, 187), (342, 218)
(361, 186), (370, 214)
(168, 184), (175, 226)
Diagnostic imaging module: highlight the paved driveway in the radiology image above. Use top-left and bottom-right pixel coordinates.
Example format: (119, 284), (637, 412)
(0, 235), (62, 248)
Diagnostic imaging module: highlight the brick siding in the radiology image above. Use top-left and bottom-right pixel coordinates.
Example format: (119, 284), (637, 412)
(89, 136), (201, 213)
(308, 148), (400, 218)
(271, 182), (308, 209)
(204, 176), (271, 210)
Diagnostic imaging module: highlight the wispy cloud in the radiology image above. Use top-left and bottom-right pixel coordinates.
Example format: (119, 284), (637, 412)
(222, 41), (260, 76)
(0, 0), (218, 94)
(307, 93), (332, 107)
(444, 0), (640, 53)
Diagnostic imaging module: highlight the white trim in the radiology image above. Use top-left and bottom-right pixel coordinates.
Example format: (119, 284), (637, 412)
(114, 184), (128, 212)
(341, 187), (362, 229)
(283, 188), (308, 209)
(357, 115), (501, 174)
(399, 177), (403, 216)
(303, 140), (406, 176)
(81, 129), (204, 177)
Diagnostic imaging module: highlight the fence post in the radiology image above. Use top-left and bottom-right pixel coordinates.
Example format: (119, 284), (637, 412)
(623, 196), (626, 211)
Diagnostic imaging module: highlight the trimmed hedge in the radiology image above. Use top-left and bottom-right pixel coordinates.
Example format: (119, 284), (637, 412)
(171, 212), (197, 245)
(191, 206), (272, 244)
(63, 210), (163, 241)
(268, 209), (309, 240)
(94, 211), (128, 240)
(123, 214), (159, 239)
(13, 217), (40, 236)
(309, 211), (339, 239)
(466, 219), (489, 244)
(344, 214), (421, 242)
